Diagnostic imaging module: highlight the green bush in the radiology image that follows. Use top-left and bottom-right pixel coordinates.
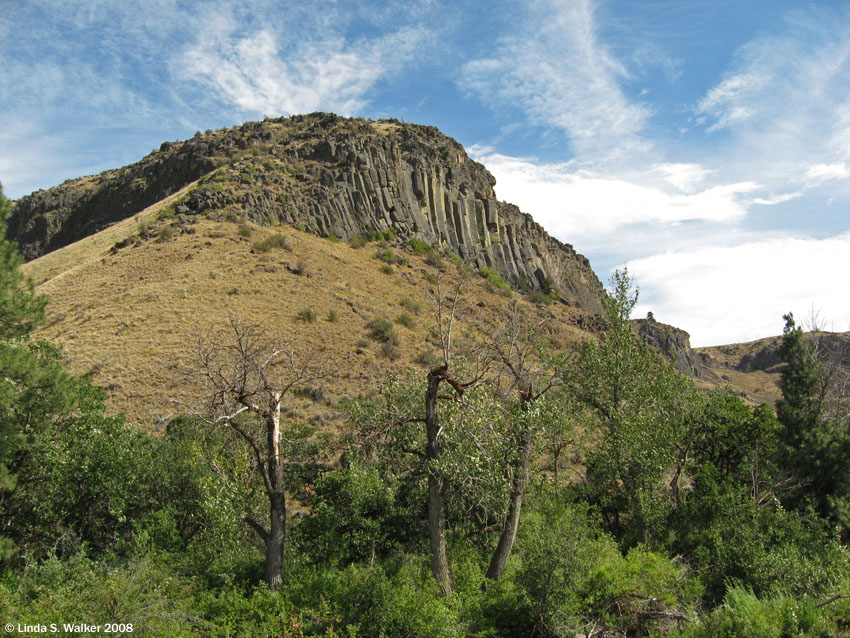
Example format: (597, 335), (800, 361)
(395, 314), (415, 329)
(408, 237), (432, 255)
(477, 267), (511, 294)
(375, 248), (405, 265)
(366, 317), (398, 345)
(350, 235), (368, 249)
(668, 586), (831, 638)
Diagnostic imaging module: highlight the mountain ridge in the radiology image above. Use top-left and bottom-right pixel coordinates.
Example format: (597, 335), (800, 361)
(8, 113), (604, 313)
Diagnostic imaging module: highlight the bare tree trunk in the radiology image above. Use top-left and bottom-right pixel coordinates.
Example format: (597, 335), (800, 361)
(426, 369), (452, 596)
(486, 432), (530, 580)
(265, 395), (285, 590)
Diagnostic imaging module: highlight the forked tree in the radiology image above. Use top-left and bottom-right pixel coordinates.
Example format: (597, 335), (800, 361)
(183, 314), (325, 589)
(422, 272), (491, 595)
(480, 303), (561, 580)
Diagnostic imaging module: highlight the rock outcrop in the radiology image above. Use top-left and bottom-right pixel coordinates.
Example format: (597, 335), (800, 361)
(633, 318), (709, 379)
(8, 113), (604, 313)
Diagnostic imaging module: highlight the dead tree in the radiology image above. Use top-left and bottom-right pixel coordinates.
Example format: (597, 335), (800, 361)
(183, 314), (325, 590)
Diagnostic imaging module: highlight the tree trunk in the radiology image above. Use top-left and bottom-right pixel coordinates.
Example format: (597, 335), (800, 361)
(486, 433), (530, 580)
(265, 394), (285, 590)
(425, 368), (452, 596)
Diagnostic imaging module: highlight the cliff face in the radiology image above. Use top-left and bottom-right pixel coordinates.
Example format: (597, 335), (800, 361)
(8, 113), (604, 313)
(633, 318), (710, 379)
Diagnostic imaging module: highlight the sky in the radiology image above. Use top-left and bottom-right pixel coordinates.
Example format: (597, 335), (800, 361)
(2, 0), (849, 346)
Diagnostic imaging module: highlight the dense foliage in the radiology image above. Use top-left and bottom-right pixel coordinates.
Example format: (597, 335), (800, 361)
(1, 194), (848, 638)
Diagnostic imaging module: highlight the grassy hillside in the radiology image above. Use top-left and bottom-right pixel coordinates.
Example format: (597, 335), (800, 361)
(23, 214), (591, 427)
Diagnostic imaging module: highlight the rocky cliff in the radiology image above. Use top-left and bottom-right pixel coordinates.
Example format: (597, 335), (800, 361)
(633, 318), (711, 379)
(8, 113), (604, 313)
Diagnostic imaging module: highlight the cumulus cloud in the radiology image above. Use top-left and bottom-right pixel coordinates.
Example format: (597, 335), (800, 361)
(460, 0), (650, 159)
(179, 22), (424, 116)
(625, 233), (850, 347)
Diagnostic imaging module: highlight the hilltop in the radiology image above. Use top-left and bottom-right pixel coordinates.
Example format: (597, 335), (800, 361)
(9, 113), (604, 313)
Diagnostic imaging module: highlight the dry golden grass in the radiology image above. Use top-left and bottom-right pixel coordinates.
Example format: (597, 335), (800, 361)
(696, 337), (786, 406)
(24, 217), (589, 428)
(23, 179), (204, 287)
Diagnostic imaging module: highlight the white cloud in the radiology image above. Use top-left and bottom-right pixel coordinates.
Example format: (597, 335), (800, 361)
(805, 163), (850, 185)
(694, 8), (850, 187)
(653, 163), (713, 193)
(179, 23), (424, 116)
(626, 233), (850, 347)
(469, 148), (770, 238)
(460, 0), (650, 159)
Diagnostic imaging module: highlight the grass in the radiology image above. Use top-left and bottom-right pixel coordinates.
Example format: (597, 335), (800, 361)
(23, 217), (595, 426)
(478, 267), (512, 295)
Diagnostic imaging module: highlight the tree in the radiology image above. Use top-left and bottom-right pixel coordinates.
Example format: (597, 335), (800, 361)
(183, 314), (325, 589)
(349, 272), (492, 595)
(777, 312), (850, 536)
(0, 184), (77, 560)
(562, 269), (692, 545)
(479, 303), (563, 580)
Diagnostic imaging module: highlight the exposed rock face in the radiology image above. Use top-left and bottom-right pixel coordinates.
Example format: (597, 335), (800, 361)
(8, 113), (604, 313)
(633, 318), (708, 379)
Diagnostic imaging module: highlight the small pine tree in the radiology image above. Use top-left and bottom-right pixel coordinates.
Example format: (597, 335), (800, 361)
(776, 312), (850, 537)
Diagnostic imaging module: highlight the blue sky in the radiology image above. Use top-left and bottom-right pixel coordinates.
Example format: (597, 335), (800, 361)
(2, 0), (849, 346)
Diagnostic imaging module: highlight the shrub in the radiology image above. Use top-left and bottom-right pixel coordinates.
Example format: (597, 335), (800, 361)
(669, 586), (831, 638)
(326, 233), (341, 243)
(395, 314), (415, 329)
(380, 264), (394, 275)
(366, 317), (398, 345)
(414, 350), (441, 366)
(380, 341), (400, 361)
(529, 290), (554, 305)
(237, 223), (253, 238)
(399, 298), (422, 315)
(350, 236), (368, 249)
(478, 267), (511, 294)
(156, 224), (174, 241)
(296, 307), (317, 323)
(408, 237), (432, 255)
(425, 251), (446, 270)
(252, 233), (290, 253)
(292, 259), (308, 276)
(326, 309), (339, 322)
(375, 248), (405, 265)
(365, 228), (396, 242)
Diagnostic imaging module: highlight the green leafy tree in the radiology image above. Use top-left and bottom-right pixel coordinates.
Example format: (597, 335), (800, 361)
(563, 269), (692, 546)
(0, 184), (77, 560)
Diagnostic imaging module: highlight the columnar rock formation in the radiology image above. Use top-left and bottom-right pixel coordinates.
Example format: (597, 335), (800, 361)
(8, 113), (604, 312)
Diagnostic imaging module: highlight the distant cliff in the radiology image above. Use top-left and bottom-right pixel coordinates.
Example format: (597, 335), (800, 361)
(8, 113), (604, 312)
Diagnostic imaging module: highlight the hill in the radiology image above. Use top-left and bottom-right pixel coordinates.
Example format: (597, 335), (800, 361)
(20, 201), (595, 427)
(12, 113), (848, 422)
(9, 113), (604, 313)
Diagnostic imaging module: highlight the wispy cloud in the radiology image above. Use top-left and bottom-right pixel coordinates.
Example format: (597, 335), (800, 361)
(460, 0), (650, 160)
(694, 7), (850, 189)
(626, 233), (850, 347)
(179, 23), (426, 117)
